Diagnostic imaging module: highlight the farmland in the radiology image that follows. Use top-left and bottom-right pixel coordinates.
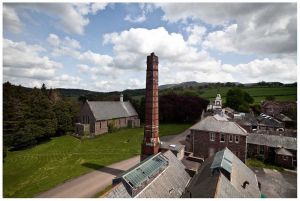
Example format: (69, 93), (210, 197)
(159, 86), (297, 104)
(3, 124), (191, 198)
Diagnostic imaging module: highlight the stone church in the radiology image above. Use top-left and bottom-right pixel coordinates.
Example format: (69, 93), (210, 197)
(75, 94), (140, 136)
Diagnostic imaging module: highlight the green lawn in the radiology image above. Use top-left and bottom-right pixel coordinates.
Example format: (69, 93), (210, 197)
(246, 158), (284, 172)
(3, 123), (191, 198)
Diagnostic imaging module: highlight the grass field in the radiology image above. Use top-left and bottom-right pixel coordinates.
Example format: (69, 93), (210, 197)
(200, 86), (296, 104)
(3, 123), (191, 198)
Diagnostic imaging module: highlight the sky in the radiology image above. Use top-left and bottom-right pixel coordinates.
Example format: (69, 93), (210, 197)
(2, 2), (297, 92)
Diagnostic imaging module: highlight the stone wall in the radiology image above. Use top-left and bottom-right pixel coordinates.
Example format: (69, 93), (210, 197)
(190, 129), (247, 162)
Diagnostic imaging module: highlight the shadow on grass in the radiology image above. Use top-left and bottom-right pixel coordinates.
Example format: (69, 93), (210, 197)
(82, 162), (124, 176)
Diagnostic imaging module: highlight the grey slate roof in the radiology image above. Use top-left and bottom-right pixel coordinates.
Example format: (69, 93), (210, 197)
(104, 150), (191, 198)
(190, 116), (248, 135)
(87, 101), (138, 121)
(257, 113), (284, 128)
(183, 148), (260, 198)
(275, 148), (293, 156)
(160, 141), (185, 152)
(247, 134), (297, 150)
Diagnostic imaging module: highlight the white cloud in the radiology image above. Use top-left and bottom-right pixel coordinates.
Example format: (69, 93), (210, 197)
(4, 3), (108, 35)
(226, 58), (297, 83)
(47, 34), (60, 46)
(124, 14), (146, 23)
(158, 3), (297, 55)
(3, 5), (22, 34)
(203, 24), (238, 52)
(3, 39), (62, 80)
(186, 25), (206, 45)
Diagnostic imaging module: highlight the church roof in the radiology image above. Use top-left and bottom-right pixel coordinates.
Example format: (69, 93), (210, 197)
(190, 116), (247, 135)
(86, 101), (138, 121)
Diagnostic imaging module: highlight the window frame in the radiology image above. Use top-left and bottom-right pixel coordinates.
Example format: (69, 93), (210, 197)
(209, 132), (215, 141)
(229, 135), (233, 142)
(220, 133), (225, 143)
(235, 135), (240, 143)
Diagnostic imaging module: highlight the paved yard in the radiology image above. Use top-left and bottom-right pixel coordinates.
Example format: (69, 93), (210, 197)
(252, 167), (297, 198)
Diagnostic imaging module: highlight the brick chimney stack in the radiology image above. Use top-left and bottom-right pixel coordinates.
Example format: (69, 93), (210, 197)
(141, 52), (160, 161)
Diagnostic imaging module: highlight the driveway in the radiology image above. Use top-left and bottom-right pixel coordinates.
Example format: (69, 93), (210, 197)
(37, 127), (192, 198)
(36, 156), (140, 198)
(252, 167), (297, 198)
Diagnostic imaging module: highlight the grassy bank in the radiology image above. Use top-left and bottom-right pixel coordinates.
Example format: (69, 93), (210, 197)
(3, 123), (191, 198)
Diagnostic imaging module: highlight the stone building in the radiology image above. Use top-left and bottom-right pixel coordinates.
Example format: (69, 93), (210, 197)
(188, 115), (248, 162)
(247, 134), (296, 169)
(257, 113), (285, 131)
(75, 95), (140, 136)
(182, 148), (261, 198)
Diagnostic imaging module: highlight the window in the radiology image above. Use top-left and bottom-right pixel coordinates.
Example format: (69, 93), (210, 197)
(235, 135), (240, 143)
(283, 156), (288, 161)
(210, 133), (215, 141)
(259, 145), (264, 155)
(220, 133), (225, 142)
(229, 135), (233, 142)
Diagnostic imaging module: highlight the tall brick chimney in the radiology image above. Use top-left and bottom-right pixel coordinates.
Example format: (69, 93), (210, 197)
(141, 52), (160, 161)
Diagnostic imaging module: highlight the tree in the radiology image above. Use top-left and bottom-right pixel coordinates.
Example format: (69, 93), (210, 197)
(225, 88), (254, 112)
(265, 95), (276, 101)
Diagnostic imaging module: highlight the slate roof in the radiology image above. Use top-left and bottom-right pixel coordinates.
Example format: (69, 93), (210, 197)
(182, 148), (260, 198)
(87, 101), (138, 121)
(233, 113), (258, 126)
(160, 141), (185, 152)
(257, 113), (284, 128)
(275, 113), (293, 122)
(275, 148), (293, 156)
(104, 150), (191, 198)
(247, 134), (297, 150)
(190, 116), (247, 135)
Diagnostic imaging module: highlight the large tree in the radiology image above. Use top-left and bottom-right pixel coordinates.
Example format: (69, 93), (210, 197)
(225, 88), (254, 112)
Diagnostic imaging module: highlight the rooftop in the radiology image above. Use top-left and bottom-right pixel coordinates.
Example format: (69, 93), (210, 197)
(86, 100), (138, 121)
(160, 141), (185, 152)
(104, 150), (191, 198)
(247, 134), (297, 150)
(182, 148), (261, 198)
(190, 116), (248, 135)
(275, 148), (293, 156)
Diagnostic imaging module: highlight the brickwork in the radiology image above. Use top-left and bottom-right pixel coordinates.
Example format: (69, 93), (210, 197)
(141, 53), (160, 160)
(190, 129), (247, 162)
(275, 154), (294, 169)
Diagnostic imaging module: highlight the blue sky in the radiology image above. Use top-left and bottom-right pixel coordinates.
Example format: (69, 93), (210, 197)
(3, 3), (297, 92)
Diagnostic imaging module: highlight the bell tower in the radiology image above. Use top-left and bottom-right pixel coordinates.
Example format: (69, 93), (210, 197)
(141, 52), (160, 161)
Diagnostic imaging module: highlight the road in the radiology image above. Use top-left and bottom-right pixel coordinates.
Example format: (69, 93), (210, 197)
(252, 167), (297, 198)
(37, 127), (192, 198)
(36, 156), (140, 198)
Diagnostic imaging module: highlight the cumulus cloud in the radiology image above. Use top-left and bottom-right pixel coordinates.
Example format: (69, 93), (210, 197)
(4, 3), (108, 35)
(124, 3), (155, 23)
(186, 25), (206, 46)
(3, 39), (62, 80)
(3, 5), (23, 34)
(47, 34), (60, 46)
(221, 58), (297, 83)
(158, 3), (297, 55)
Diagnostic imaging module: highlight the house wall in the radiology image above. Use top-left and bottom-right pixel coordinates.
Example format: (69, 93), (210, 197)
(78, 102), (96, 134)
(190, 129), (247, 163)
(275, 154), (293, 169)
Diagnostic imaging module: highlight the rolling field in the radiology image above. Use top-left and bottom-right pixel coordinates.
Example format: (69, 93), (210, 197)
(3, 124), (191, 198)
(200, 86), (296, 104)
